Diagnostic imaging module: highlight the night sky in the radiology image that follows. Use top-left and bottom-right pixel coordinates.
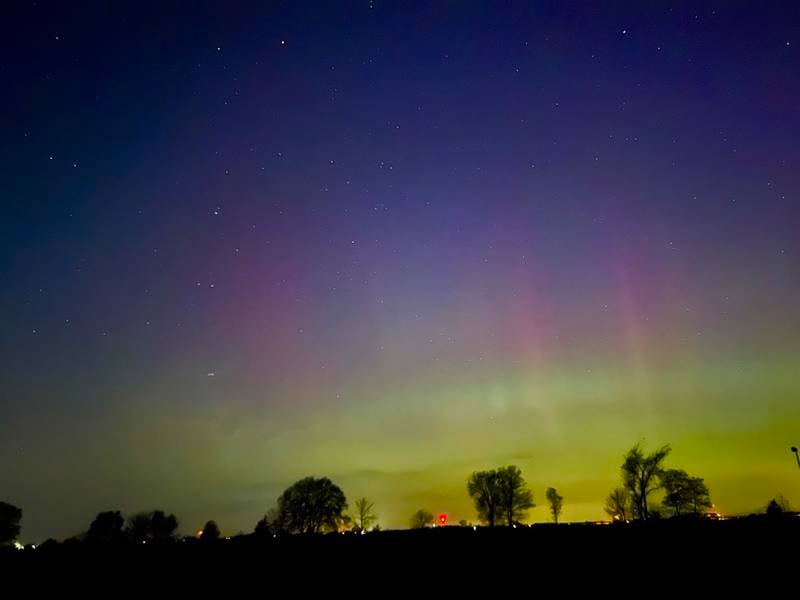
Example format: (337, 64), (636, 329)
(2, 1), (799, 541)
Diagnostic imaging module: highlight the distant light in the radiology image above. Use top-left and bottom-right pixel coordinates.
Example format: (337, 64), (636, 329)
(197, 530), (203, 537)
(512, 524), (517, 529)
(472, 526), (477, 531)
(31, 544), (36, 550)
(14, 542), (23, 550)
(142, 540), (146, 544)
(438, 513), (447, 526)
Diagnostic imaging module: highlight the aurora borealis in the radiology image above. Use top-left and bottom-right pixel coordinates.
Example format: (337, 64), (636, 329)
(2, 2), (799, 541)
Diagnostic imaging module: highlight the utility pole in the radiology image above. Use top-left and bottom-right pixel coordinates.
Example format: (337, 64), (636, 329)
(792, 446), (800, 472)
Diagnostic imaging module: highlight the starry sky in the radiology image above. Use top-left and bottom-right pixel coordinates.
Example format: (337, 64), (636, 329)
(2, 1), (799, 541)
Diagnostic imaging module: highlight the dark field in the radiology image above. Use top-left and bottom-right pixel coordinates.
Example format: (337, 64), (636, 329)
(3, 517), (798, 590)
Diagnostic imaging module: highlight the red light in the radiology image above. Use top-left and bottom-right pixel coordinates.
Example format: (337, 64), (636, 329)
(438, 513), (447, 526)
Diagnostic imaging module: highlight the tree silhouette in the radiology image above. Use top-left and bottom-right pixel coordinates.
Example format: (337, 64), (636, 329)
(662, 469), (711, 516)
(150, 510), (179, 541)
(254, 515), (273, 537)
(546, 487), (563, 524)
(201, 520), (221, 541)
(604, 488), (630, 522)
(496, 466), (534, 526)
(276, 476), (347, 534)
(125, 510), (179, 543)
(126, 513), (152, 543)
(467, 469), (501, 527)
(766, 499), (784, 517)
(352, 497), (377, 532)
(687, 477), (712, 515)
(661, 469), (691, 516)
(0, 502), (22, 546)
(86, 511), (124, 544)
(256, 507), (283, 536)
(621, 443), (671, 520)
(410, 509), (434, 529)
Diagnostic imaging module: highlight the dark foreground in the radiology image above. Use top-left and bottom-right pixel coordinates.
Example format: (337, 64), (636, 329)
(3, 517), (798, 591)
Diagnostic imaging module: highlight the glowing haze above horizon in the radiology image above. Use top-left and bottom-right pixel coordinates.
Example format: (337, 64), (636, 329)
(2, 2), (799, 541)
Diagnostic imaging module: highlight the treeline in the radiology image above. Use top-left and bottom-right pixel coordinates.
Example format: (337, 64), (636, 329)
(0, 442), (794, 547)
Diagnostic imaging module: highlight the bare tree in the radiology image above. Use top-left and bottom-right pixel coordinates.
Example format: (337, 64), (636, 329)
(545, 487), (563, 524)
(352, 497), (377, 532)
(621, 443), (671, 520)
(604, 488), (630, 522)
